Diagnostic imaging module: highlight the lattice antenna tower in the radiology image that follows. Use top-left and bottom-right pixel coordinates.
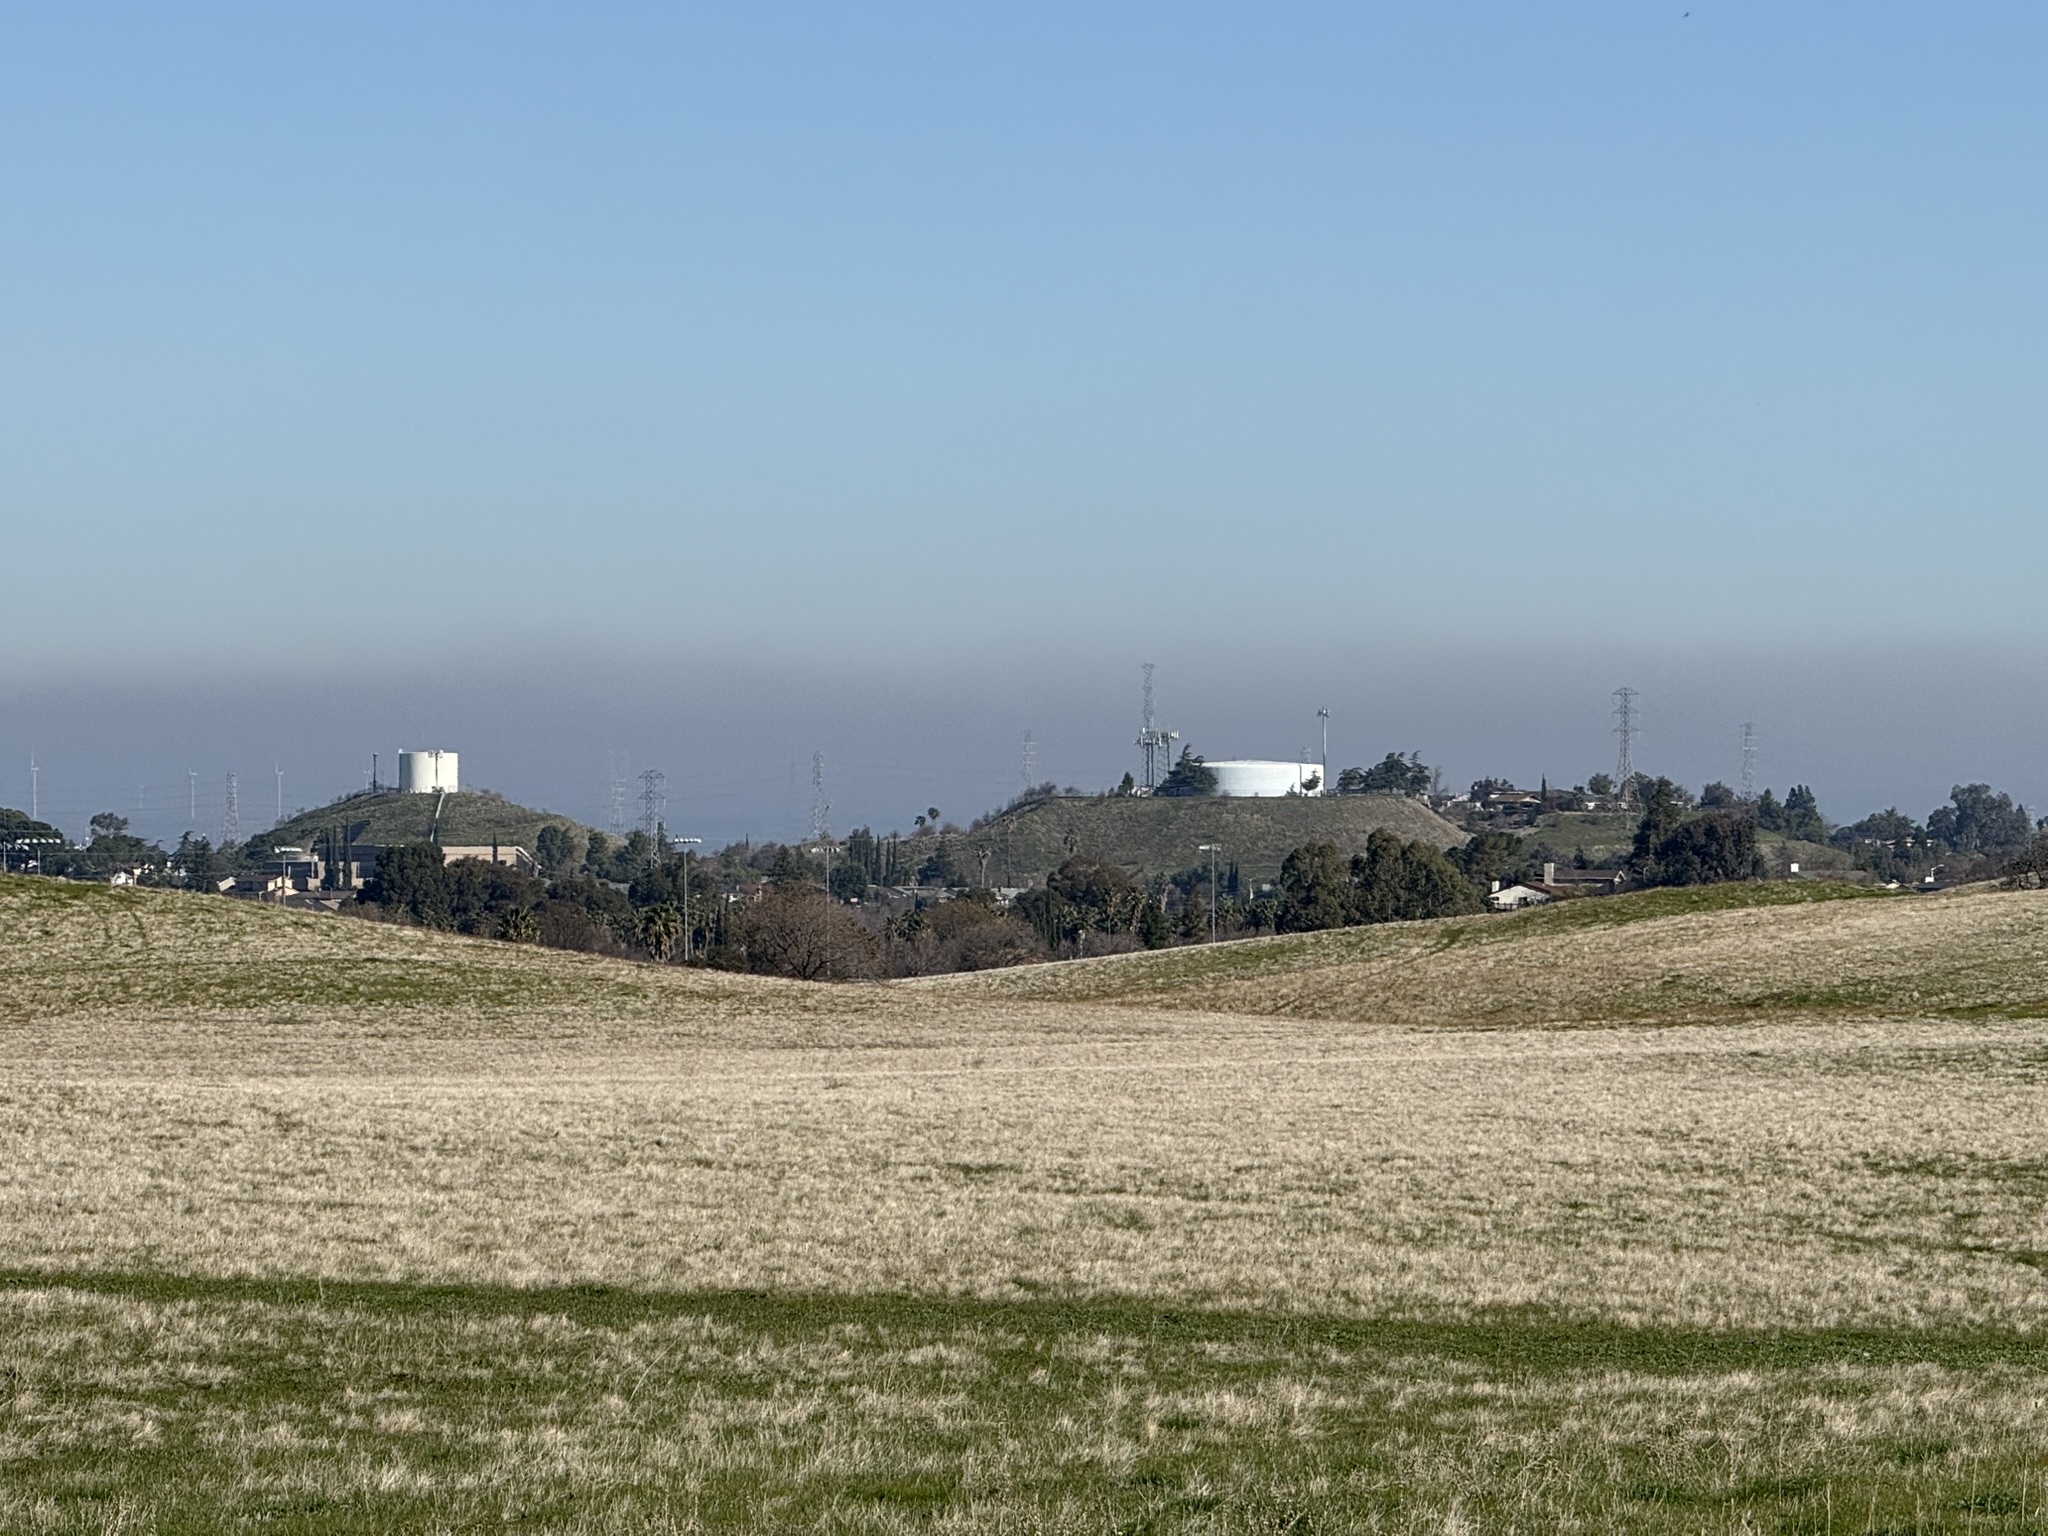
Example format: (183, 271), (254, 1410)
(1740, 722), (1758, 801)
(1134, 662), (1178, 792)
(188, 770), (198, 825)
(639, 768), (666, 838)
(810, 752), (830, 842)
(29, 756), (37, 821)
(222, 772), (240, 846)
(608, 753), (629, 837)
(1612, 687), (1639, 793)
(1021, 730), (1036, 793)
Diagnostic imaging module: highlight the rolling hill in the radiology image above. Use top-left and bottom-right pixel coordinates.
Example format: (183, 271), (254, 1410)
(957, 791), (1467, 886)
(250, 787), (597, 857)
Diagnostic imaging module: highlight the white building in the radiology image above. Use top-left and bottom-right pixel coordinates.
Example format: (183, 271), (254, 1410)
(397, 749), (459, 794)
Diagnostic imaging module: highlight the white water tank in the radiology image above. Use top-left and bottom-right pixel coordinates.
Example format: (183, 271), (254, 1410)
(397, 749), (459, 794)
(1206, 760), (1323, 797)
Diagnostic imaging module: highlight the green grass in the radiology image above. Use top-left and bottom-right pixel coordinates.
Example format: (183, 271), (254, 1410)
(6, 1270), (2047, 1535)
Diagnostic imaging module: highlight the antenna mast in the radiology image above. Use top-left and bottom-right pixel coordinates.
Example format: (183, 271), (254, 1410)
(1740, 722), (1758, 801)
(189, 770), (198, 825)
(222, 772), (240, 847)
(1134, 662), (1178, 793)
(29, 757), (37, 821)
(639, 768), (666, 839)
(1612, 687), (1639, 794)
(608, 753), (628, 837)
(810, 752), (830, 842)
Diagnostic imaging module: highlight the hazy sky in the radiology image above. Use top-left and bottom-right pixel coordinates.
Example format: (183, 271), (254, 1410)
(4, 4), (2046, 844)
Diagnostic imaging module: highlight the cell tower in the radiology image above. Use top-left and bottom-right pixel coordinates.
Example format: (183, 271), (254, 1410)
(1740, 722), (1758, 801)
(639, 768), (666, 837)
(608, 753), (628, 837)
(811, 752), (830, 842)
(222, 771), (240, 846)
(1134, 663), (1178, 793)
(1021, 730), (1036, 793)
(1612, 687), (1639, 793)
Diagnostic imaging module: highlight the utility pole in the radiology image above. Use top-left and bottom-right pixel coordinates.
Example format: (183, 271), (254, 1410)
(673, 835), (702, 960)
(1199, 843), (1222, 943)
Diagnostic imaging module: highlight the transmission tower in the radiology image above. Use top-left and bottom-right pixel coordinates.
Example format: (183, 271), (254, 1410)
(188, 770), (198, 825)
(810, 752), (830, 842)
(1134, 662), (1178, 792)
(1021, 730), (1036, 793)
(1740, 722), (1758, 801)
(222, 772), (240, 846)
(639, 768), (666, 838)
(1612, 687), (1639, 793)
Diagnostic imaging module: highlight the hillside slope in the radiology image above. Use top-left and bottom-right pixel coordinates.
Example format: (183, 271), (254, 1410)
(9, 874), (2048, 1039)
(921, 879), (2048, 1027)
(960, 792), (1466, 885)
(254, 788), (596, 854)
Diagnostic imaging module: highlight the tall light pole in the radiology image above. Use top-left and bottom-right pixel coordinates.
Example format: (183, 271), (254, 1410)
(1198, 843), (1222, 943)
(673, 836), (702, 960)
(1317, 708), (1330, 794)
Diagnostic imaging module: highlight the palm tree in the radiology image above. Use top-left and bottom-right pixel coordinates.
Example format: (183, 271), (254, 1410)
(639, 903), (682, 962)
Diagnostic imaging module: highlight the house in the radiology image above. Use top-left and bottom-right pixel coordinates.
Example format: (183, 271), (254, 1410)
(1488, 881), (1551, 910)
(1533, 862), (1626, 896)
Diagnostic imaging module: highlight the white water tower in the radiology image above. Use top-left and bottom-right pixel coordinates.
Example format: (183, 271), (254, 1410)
(397, 749), (459, 794)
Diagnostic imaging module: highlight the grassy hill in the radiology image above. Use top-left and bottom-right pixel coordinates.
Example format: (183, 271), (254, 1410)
(252, 787), (597, 855)
(959, 792), (1466, 885)
(7, 875), (2048, 1531)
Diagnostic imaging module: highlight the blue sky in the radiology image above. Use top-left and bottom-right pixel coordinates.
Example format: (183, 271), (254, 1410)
(4, 4), (2046, 842)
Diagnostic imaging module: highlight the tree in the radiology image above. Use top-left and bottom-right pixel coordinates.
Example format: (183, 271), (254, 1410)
(1781, 785), (1827, 843)
(1754, 789), (1785, 833)
(1344, 753), (1433, 796)
(736, 889), (880, 979)
(582, 830), (612, 874)
(1451, 831), (1523, 889)
(1699, 782), (1740, 809)
(361, 844), (452, 927)
(496, 906), (541, 944)
(172, 833), (224, 891)
(1046, 856), (1141, 932)
(1350, 831), (1482, 922)
(1627, 778), (1690, 882)
(89, 812), (130, 840)
(1116, 772), (1136, 796)
(1645, 812), (1762, 887)
(1275, 842), (1351, 932)
(535, 824), (578, 877)
(1157, 747), (1218, 797)
(1136, 897), (1172, 948)
(1928, 784), (2034, 856)
(639, 903), (682, 961)
(1586, 773), (1616, 798)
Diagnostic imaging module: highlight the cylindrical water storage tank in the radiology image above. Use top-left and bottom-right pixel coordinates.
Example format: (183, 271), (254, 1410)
(397, 749), (459, 794)
(1206, 760), (1322, 797)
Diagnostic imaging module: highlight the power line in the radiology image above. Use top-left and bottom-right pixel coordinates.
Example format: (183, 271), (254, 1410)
(1613, 687), (1638, 792)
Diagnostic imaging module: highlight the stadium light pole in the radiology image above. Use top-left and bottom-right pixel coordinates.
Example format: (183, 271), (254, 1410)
(673, 836), (702, 960)
(1198, 843), (1222, 943)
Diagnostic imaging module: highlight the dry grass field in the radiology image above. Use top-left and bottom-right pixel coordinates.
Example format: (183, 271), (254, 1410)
(3, 874), (2047, 1532)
